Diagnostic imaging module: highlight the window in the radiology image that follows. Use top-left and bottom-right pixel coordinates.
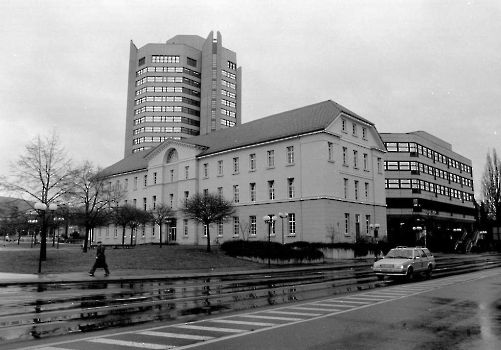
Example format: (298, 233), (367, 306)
(153, 172), (157, 184)
(233, 185), (240, 203)
(362, 127), (367, 140)
(363, 154), (368, 170)
(185, 166), (189, 179)
(345, 213), (350, 234)
(138, 57), (145, 66)
(143, 198), (147, 210)
(288, 178), (295, 198)
(269, 214), (276, 235)
(249, 153), (256, 171)
(342, 119), (347, 132)
(268, 180), (275, 200)
(203, 163), (209, 178)
(217, 187), (223, 196)
(152, 225), (155, 236)
(250, 216), (257, 235)
(267, 150), (275, 168)
(170, 169), (174, 182)
(233, 217), (240, 236)
(343, 147), (348, 166)
(184, 191), (189, 200)
(288, 213), (296, 235)
(287, 146), (294, 164)
(144, 175), (147, 187)
(169, 194), (174, 208)
(353, 150), (358, 168)
(218, 160), (223, 175)
(187, 57), (197, 67)
(217, 221), (223, 237)
(183, 219), (188, 236)
(125, 179), (129, 190)
(134, 177), (138, 190)
(328, 142), (333, 161)
(352, 123), (357, 136)
(250, 183), (256, 202)
(365, 182), (369, 200)
(203, 189), (208, 196)
(344, 178), (349, 199)
(233, 157), (239, 173)
(366, 215), (371, 234)
(377, 157), (382, 173)
(152, 196), (157, 209)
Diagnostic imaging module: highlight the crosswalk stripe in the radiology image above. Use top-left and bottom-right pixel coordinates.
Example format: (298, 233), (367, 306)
(209, 319), (277, 326)
(139, 331), (215, 340)
(343, 296), (389, 301)
(334, 300), (372, 304)
(173, 324), (247, 333)
(240, 314), (304, 321)
(264, 310), (322, 316)
(312, 302), (352, 308)
(87, 338), (173, 349)
(291, 306), (339, 312)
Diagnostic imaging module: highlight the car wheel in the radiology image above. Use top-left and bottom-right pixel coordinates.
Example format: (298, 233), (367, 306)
(406, 267), (414, 281)
(426, 265), (433, 279)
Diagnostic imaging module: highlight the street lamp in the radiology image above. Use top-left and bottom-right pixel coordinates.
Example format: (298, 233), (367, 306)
(278, 213), (288, 244)
(34, 202), (58, 273)
(263, 215), (277, 267)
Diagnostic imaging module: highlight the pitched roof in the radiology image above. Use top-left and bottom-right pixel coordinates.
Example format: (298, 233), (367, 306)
(184, 100), (371, 156)
(104, 100), (372, 175)
(102, 151), (148, 177)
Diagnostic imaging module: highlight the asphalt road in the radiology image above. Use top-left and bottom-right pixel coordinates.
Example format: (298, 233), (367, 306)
(11, 267), (501, 350)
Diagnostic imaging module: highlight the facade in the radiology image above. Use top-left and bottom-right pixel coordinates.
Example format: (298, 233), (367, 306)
(124, 31), (242, 157)
(381, 131), (475, 250)
(99, 101), (387, 247)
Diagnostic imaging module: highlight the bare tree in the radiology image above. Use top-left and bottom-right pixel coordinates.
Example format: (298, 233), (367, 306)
(0, 130), (73, 260)
(239, 219), (251, 240)
(181, 192), (236, 252)
(110, 204), (150, 248)
(481, 149), (501, 224)
(149, 203), (176, 248)
(68, 161), (124, 252)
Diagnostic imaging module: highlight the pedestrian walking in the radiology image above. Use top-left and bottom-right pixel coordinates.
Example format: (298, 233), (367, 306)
(89, 241), (110, 276)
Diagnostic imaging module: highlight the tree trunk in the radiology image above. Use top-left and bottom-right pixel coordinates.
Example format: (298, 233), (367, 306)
(206, 225), (211, 253)
(122, 226), (126, 248)
(159, 224), (162, 248)
(82, 226), (91, 252)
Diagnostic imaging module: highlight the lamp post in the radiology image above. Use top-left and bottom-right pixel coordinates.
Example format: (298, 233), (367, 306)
(278, 213), (288, 245)
(34, 202), (57, 274)
(263, 215), (277, 267)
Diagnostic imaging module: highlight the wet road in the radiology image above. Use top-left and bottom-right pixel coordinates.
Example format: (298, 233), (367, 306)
(11, 267), (501, 349)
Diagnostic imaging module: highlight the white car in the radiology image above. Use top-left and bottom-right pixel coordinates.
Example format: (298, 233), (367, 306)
(373, 246), (436, 281)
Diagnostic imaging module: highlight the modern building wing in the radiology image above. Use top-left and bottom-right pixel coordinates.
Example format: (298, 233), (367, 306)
(381, 131), (475, 250)
(101, 100), (387, 246)
(124, 31), (241, 157)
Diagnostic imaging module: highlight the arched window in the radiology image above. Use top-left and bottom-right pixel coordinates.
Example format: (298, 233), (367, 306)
(165, 149), (178, 163)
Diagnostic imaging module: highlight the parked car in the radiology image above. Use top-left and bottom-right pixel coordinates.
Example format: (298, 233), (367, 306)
(372, 246), (436, 281)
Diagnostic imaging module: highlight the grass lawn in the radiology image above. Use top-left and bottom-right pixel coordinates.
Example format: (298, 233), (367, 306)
(0, 242), (262, 275)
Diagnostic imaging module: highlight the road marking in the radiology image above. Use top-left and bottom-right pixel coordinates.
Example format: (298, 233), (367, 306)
(291, 306), (340, 312)
(311, 302), (353, 308)
(209, 319), (277, 326)
(239, 314), (305, 321)
(342, 296), (389, 301)
(140, 331), (215, 340)
(173, 324), (247, 333)
(263, 310), (322, 316)
(331, 299), (372, 305)
(87, 338), (173, 349)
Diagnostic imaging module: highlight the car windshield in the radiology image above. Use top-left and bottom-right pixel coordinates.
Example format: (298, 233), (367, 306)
(385, 249), (413, 259)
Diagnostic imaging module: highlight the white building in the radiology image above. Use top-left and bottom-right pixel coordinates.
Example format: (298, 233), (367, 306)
(98, 100), (387, 246)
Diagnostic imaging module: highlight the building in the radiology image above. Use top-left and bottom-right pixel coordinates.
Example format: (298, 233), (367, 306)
(124, 31), (242, 157)
(99, 100), (387, 246)
(381, 131), (475, 251)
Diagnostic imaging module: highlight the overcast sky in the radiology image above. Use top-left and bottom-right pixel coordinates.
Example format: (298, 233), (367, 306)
(1, 0), (500, 198)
